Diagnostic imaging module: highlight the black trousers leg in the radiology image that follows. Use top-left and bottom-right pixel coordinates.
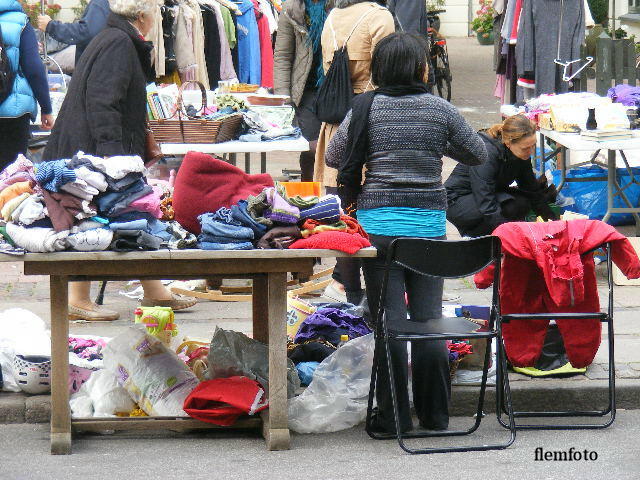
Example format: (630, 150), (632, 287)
(364, 234), (450, 433)
(0, 115), (30, 171)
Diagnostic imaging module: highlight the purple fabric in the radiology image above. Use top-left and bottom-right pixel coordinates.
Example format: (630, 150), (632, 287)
(294, 308), (372, 345)
(608, 84), (640, 107)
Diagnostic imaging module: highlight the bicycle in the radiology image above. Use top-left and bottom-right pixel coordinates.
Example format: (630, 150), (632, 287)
(426, 10), (452, 102)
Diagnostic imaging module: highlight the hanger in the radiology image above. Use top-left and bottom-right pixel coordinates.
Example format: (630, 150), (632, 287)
(553, 0), (592, 83)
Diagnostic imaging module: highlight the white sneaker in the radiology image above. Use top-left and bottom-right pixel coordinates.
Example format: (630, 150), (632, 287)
(323, 281), (347, 303)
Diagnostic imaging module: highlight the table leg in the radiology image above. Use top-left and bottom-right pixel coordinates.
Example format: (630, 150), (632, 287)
(245, 153), (251, 173)
(261, 152), (267, 174)
(252, 274), (269, 343)
(602, 149), (616, 225)
(229, 153), (237, 167)
(50, 275), (71, 455)
(262, 272), (290, 450)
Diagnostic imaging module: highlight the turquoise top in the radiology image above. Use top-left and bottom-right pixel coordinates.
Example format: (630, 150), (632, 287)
(357, 207), (446, 238)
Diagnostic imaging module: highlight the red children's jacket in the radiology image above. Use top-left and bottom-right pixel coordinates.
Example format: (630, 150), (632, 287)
(474, 220), (640, 368)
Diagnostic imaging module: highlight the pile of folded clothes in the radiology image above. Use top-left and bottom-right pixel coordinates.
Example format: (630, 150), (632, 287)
(194, 182), (372, 253)
(0, 153), (196, 254)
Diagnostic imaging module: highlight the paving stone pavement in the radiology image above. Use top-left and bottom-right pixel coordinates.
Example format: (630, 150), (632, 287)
(1, 38), (640, 423)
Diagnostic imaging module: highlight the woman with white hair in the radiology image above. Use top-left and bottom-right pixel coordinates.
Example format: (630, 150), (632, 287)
(43, 0), (196, 321)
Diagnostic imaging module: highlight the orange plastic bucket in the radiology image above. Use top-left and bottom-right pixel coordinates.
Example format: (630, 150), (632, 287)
(280, 181), (321, 198)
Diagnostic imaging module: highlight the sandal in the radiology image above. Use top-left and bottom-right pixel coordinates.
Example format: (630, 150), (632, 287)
(68, 304), (120, 321)
(141, 293), (197, 311)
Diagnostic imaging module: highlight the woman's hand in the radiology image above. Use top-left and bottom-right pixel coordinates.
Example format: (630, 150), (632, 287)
(41, 114), (54, 130)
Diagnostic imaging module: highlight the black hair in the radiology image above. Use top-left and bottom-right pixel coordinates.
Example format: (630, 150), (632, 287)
(371, 33), (429, 87)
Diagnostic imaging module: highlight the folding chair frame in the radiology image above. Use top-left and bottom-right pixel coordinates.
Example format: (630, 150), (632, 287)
(495, 242), (616, 430)
(365, 236), (516, 454)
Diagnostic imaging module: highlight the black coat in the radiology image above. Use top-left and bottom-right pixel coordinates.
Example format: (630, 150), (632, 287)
(444, 132), (553, 230)
(43, 13), (154, 161)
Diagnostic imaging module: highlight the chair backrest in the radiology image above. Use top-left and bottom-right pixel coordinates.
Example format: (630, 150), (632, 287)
(387, 236), (501, 279)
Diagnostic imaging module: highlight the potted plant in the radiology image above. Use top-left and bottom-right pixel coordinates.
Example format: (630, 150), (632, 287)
(19, 0), (62, 27)
(471, 0), (496, 45)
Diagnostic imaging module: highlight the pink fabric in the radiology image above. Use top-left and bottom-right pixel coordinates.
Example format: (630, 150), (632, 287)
(121, 185), (163, 218)
(494, 74), (506, 102)
(0, 156), (41, 194)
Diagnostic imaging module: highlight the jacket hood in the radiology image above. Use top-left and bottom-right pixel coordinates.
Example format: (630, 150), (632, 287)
(479, 131), (510, 162)
(0, 0), (23, 13)
(106, 12), (155, 81)
(285, 0), (334, 29)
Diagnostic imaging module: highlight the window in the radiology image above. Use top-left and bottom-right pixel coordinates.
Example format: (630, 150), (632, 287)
(631, 0), (640, 14)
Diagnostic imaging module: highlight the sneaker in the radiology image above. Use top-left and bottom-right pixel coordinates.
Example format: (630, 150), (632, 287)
(323, 281), (347, 303)
(141, 293), (197, 311)
(68, 304), (120, 321)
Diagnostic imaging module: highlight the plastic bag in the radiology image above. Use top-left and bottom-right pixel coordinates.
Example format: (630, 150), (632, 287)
(288, 333), (374, 434)
(206, 327), (300, 398)
(69, 369), (136, 418)
(552, 166), (640, 225)
(103, 327), (198, 416)
(0, 308), (51, 392)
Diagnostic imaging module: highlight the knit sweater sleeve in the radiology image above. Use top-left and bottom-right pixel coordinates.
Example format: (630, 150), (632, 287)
(325, 110), (352, 169)
(443, 102), (487, 166)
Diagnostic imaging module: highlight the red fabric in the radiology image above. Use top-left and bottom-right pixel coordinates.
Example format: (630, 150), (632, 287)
(288, 231), (371, 254)
(173, 152), (273, 234)
(510, 0), (523, 43)
(183, 376), (268, 426)
(252, 0), (273, 88)
(475, 220), (640, 368)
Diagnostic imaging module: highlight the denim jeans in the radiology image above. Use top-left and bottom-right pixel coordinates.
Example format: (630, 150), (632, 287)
(363, 234), (451, 431)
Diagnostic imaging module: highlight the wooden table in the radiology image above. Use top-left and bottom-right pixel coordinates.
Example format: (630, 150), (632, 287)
(2, 248), (376, 454)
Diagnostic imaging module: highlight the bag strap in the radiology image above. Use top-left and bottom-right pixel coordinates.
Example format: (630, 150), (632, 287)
(327, 5), (379, 51)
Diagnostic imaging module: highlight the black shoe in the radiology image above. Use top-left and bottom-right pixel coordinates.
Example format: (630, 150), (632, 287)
(369, 409), (413, 436)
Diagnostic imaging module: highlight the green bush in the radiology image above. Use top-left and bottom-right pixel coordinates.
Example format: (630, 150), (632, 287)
(588, 0), (609, 25)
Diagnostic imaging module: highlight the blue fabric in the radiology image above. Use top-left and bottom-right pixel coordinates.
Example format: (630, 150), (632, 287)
(95, 180), (151, 217)
(199, 241), (254, 250)
(300, 196), (341, 224)
(357, 207), (447, 237)
(0, 4), (38, 119)
(19, 24), (51, 114)
(108, 219), (148, 231)
(45, 0), (109, 63)
(303, 0), (327, 86)
(296, 361), (320, 386)
(35, 160), (77, 192)
(198, 233), (251, 244)
(198, 211), (254, 240)
(236, 0), (261, 85)
(231, 200), (267, 237)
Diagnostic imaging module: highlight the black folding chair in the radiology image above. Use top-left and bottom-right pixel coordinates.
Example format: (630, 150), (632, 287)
(496, 242), (616, 430)
(365, 236), (516, 454)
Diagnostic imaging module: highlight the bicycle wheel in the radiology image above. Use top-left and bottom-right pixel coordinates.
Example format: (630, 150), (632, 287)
(434, 49), (452, 102)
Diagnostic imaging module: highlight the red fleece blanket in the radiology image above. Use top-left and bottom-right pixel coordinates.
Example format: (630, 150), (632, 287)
(173, 151), (274, 234)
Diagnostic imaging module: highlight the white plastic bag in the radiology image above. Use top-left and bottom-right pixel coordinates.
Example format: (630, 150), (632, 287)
(0, 308), (51, 392)
(103, 327), (198, 416)
(70, 369), (136, 418)
(288, 333), (374, 434)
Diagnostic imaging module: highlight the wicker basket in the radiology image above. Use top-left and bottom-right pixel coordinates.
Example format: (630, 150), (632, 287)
(148, 81), (244, 144)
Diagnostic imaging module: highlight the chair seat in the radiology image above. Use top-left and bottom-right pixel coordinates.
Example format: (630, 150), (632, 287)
(388, 316), (495, 341)
(502, 312), (608, 322)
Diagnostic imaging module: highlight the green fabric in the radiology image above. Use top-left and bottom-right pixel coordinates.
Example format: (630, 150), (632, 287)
(246, 191), (273, 227)
(0, 226), (16, 247)
(512, 362), (586, 377)
(288, 195), (320, 209)
(220, 6), (237, 49)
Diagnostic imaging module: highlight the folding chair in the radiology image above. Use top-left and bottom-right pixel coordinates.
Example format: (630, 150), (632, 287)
(365, 236), (516, 454)
(496, 242), (616, 430)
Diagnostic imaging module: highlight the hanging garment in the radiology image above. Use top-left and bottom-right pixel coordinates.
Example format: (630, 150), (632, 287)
(474, 220), (640, 368)
(201, 3), (222, 87)
(252, 0), (274, 88)
(516, 0), (585, 96)
(236, 0), (262, 85)
(209, 2), (238, 81)
(219, 5), (237, 49)
(148, 0), (166, 77)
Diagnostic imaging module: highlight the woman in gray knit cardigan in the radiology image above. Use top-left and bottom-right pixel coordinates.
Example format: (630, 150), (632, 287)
(325, 33), (487, 434)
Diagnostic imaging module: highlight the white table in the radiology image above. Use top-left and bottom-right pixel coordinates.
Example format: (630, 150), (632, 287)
(539, 129), (640, 233)
(160, 138), (310, 174)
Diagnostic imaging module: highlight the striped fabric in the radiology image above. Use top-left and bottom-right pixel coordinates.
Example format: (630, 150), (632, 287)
(299, 196), (341, 224)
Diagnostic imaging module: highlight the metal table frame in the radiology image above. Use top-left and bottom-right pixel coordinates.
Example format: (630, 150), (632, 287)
(538, 129), (640, 234)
